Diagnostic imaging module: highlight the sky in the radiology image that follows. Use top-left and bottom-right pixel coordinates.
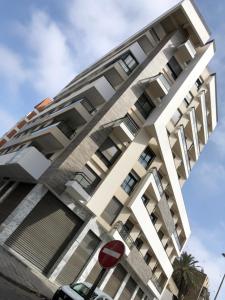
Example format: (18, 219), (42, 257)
(0, 0), (225, 298)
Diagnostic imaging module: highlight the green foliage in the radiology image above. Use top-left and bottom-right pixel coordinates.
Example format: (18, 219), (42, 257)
(173, 252), (200, 300)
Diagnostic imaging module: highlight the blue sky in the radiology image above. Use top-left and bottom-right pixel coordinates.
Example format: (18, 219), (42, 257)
(0, 0), (225, 298)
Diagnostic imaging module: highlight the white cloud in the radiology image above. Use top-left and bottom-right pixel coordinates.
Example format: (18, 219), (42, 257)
(0, 109), (17, 136)
(0, 45), (28, 92)
(186, 229), (225, 299)
(192, 161), (225, 193)
(67, 0), (179, 66)
(18, 10), (76, 96)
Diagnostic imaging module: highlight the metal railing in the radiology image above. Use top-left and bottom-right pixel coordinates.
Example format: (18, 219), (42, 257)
(149, 168), (164, 196)
(173, 229), (182, 251)
(179, 126), (191, 173)
(114, 221), (164, 293)
(190, 108), (200, 154)
(73, 172), (96, 195)
(103, 115), (139, 136)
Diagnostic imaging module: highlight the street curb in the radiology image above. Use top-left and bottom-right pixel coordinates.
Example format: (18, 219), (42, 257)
(0, 271), (50, 299)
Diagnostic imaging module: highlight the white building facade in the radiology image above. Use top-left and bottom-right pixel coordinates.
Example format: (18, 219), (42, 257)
(0, 1), (217, 299)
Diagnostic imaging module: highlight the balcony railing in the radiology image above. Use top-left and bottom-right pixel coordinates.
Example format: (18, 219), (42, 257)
(190, 108), (200, 154)
(179, 126), (191, 173)
(103, 115), (139, 136)
(114, 221), (164, 293)
(73, 172), (97, 195)
(150, 168), (164, 196)
(173, 229), (182, 251)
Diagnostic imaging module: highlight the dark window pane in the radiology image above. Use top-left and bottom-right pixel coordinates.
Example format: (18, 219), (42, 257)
(167, 56), (182, 80)
(121, 171), (140, 195)
(158, 230), (164, 240)
(141, 194), (149, 206)
(195, 77), (204, 89)
(134, 237), (143, 250)
(144, 252), (152, 264)
(101, 197), (123, 225)
(96, 138), (121, 167)
(138, 147), (155, 169)
(119, 52), (138, 74)
(150, 212), (158, 225)
(135, 94), (155, 119)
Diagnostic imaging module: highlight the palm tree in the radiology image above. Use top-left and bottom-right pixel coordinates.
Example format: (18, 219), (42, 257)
(173, 252), (199, 300)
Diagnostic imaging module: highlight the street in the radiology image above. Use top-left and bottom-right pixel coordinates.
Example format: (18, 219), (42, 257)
(0, 276), (45, 300)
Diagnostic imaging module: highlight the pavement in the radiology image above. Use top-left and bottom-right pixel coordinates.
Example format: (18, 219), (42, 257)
(0, 246), (58, 299)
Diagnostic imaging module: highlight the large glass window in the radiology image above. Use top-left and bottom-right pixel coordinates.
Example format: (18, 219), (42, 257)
(101, 197), (123, 225)
(138, 147), (155, 169)
(121, 170), (140, 195)
(167, 56), (182, 80)
(96, 138), (121, 167)
(119, 52), (138, 75)
(135, 94), (155, 119)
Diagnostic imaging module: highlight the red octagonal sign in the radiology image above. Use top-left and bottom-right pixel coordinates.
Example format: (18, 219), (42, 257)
(98, 240), (125, 269)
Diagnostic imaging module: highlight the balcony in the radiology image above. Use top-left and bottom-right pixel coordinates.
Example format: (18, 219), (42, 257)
(0, 146), (51, 182)
(104, 115), (139, 142)
(146, 73), (170, 98)
(112, 221), (165, 296)
(176, 40), (196, 63)
(65, 172), (99, 203)
(186, 108), (200, 160)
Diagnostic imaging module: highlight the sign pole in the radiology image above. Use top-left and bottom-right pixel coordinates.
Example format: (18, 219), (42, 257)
(84, 268), (107, 300)
(84, 240), (125, 300)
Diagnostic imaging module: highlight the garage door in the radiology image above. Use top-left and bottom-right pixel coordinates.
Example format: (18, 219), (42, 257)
(6, 192), (83, 274)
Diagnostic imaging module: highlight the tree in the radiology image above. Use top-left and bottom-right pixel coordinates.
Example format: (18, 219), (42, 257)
(173, 252), (199, 300)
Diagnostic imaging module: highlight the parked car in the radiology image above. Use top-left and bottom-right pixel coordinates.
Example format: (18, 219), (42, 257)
(52, 282), (113, 300)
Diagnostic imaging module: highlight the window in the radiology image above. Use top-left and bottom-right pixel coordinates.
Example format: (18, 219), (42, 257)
(81, 98), (96, 114)
(149, 27), (160, 42)
(138, 147), (155, 169)
(96, 138), (121, 167)
(134, 237), (143, 250)
(77, 165), (101, 194)
(141, 194), (149, 206)
(101, 197), (123, 225)
(158, 229), (164, 240)
(124, 219), (134, 234)
(184, 92), (193, 106)
(144, 252), (152, 264)
(167, 56), (182, 80)
(135, 94), (155, 119)
(152, 264), (158, 273)
(150, 212), (158, 225)
(195, 77), (204, 90)
(121, 170), (140, 195)
(119, 52), (138, 74)
(171, 109), (182, 126)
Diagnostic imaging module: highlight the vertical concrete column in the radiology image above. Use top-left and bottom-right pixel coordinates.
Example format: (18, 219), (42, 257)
(99, 267), (115, 290)
(0, 183), (48, 245)
(131, 285), (139, 300)
(114, 273), (130, 300)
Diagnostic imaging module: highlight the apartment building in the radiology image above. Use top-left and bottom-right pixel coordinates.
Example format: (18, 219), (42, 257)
(0, 0), (217, 299)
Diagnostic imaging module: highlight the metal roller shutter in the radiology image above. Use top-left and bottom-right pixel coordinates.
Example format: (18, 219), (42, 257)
(103, 264), (127, 298)
(6, 192), (83, 274)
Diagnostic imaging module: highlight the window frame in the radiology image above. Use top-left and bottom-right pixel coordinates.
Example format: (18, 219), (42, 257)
(138, 147), (155, 169)
(167, 56), (182, 80)
(121, 170), (140, 195)
(96, 137), (121, 168)
(134, 93), (155, 119)
(119, 52), (138, 75)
